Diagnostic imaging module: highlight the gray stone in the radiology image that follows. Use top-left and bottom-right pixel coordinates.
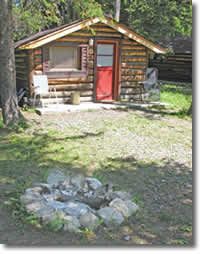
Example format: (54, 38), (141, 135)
(79, 212), (99, 230)
(63, 201), (92, 218)
(112, 191), (131, 201)
(36, 206), (56, 222)
(20, 193), (43, 205)
(123, 235), (131, 241)
(109, 198), (130, 218)
(70, 174), (85, 189)
(25, 201), (47, 213)
(25, 187), (43, 195)
(124, 200), (139, 215)
(32, 183), (52, 194)
(46, 200), (69, 211)
(47, 169), (67, 186)
(86, 177), (102, 190)
(63, 215), (81, 233)
(97, 207), (124, 226)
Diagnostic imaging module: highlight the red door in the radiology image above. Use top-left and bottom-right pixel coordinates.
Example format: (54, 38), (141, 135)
(96, 43), (114, 101)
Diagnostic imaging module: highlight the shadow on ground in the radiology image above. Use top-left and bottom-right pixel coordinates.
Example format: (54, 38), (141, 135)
(0, 126), (192, 247)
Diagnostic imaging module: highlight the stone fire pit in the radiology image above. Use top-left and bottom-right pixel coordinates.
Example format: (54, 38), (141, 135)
(20, 170), (139, 232)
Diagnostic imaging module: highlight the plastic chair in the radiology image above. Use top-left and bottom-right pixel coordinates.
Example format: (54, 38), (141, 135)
(32, 75), (57, 107)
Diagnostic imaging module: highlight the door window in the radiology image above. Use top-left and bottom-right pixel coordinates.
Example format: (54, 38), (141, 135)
(97, 44), (114, 67)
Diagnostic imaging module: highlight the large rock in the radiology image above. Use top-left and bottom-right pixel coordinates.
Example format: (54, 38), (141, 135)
(109, 198), (130, 218)
(63, 215), (81, 233)
(63, 201), (92, 218)
(124, 200), (139, 216)
(36, 206), (56, 222)
(79, 212), (99, 230)
(110, 198), (139, 217)
(70, 174), (85, 189)
(111, 191), (132, 201)
(25, 201), (47, 213)
(47, 169), (67, 186)
(97, 207), (124, 226)
(86, 177), (102, 190)
(46, 200), (69, 211)
(32, 183), (52, 194)
(20, 192), (43, 205)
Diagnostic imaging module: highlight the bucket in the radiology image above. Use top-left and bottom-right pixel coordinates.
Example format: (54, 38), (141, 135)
(71, 91), (80, 105)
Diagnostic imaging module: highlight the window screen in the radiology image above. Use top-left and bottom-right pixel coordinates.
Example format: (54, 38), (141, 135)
(50, 46), (79, 69)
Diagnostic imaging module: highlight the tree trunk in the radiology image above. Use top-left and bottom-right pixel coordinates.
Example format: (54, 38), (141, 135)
(0, 0), (20, 126)
(115, 0), (121, 22)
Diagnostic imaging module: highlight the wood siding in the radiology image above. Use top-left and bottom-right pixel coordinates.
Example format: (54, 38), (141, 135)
(150, 53), (192, 82)
(17, 22), (149, 103)
(120, 36), (148, 101)
(15, 49), (29, 91)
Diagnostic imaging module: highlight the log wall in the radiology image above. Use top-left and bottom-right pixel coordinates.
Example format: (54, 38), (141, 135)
(120, 36), (148, 101)
(15, 49), (29, 91)
(16, 22), (149, 103)
(150, 53), (192, 82)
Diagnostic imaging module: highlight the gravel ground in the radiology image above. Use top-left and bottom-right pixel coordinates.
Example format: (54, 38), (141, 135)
(0, 108), (192, 246)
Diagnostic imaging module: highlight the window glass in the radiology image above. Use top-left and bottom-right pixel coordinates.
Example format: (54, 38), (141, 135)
(50, 46), (78, 69)
(97, 44), (114, 55)
(97, 55), (113, 66)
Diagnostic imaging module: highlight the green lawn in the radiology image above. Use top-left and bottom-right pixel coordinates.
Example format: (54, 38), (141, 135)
(160, 83), (192, 116)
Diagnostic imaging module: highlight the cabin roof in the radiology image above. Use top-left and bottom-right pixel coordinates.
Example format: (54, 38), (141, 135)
(15, 16), (167, 54)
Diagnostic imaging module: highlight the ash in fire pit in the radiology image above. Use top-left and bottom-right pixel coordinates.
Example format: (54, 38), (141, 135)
(20, 170), (139, 232)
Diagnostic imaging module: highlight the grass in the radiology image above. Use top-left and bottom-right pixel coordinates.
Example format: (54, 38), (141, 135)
(160, 83), (192, 117)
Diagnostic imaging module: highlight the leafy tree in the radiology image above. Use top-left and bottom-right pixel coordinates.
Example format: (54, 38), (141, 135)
(123, 0), (192, 41)
(0, 0), (20, 125)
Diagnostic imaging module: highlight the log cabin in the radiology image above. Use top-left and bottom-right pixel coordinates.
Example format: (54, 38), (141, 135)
(15, 16), (166, 104)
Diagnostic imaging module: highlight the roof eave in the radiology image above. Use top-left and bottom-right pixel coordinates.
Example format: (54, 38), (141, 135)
(16, 16), (167, 54)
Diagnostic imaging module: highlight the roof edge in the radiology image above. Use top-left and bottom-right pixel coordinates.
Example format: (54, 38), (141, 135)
(16, 16), (167, 54)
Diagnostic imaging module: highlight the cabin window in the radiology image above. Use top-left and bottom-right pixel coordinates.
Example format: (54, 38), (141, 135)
(49, 46), (80, 71)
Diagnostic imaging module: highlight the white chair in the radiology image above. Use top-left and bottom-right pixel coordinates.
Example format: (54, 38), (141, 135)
(32, 75), (57, 107)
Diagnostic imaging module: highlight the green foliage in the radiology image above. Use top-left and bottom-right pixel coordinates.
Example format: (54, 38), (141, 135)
(13, 0), (192, 42)
(46, 216), (64, 232)
(13, 0), (66, 40)
(124, 0), (192, 41)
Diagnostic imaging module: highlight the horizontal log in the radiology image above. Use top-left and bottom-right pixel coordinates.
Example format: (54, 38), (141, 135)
(120, 94), (143, 100)
(122, 51), (147, 56)
(40, 96), (93, 104)
(122, 57), (147, 62)
(56, 37), (89, 43)
(15, 53), (27, 58)
(121, 69), (145, 75)
(121, 81), (142, 86)
(48, 78), (92, 84)
(41, 90), (93, 98)
(121, 45), (145, 50)
(16, 65), (27, 70)
(16, 58), (26, 63)
(71, 31), (122, 38)
(16, 76), (28, 81)
(16, 70), (27, 75)
(121, 87), (144, 93)
(121, 76), (145, 81)
(121, 39), (140, 45)
(90, 25), (118, 33)
(121, 63), (146, 69)
(48, 83), (93, 91)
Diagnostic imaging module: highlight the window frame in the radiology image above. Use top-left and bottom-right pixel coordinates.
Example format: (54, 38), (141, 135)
(43, 42), (88, 78)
